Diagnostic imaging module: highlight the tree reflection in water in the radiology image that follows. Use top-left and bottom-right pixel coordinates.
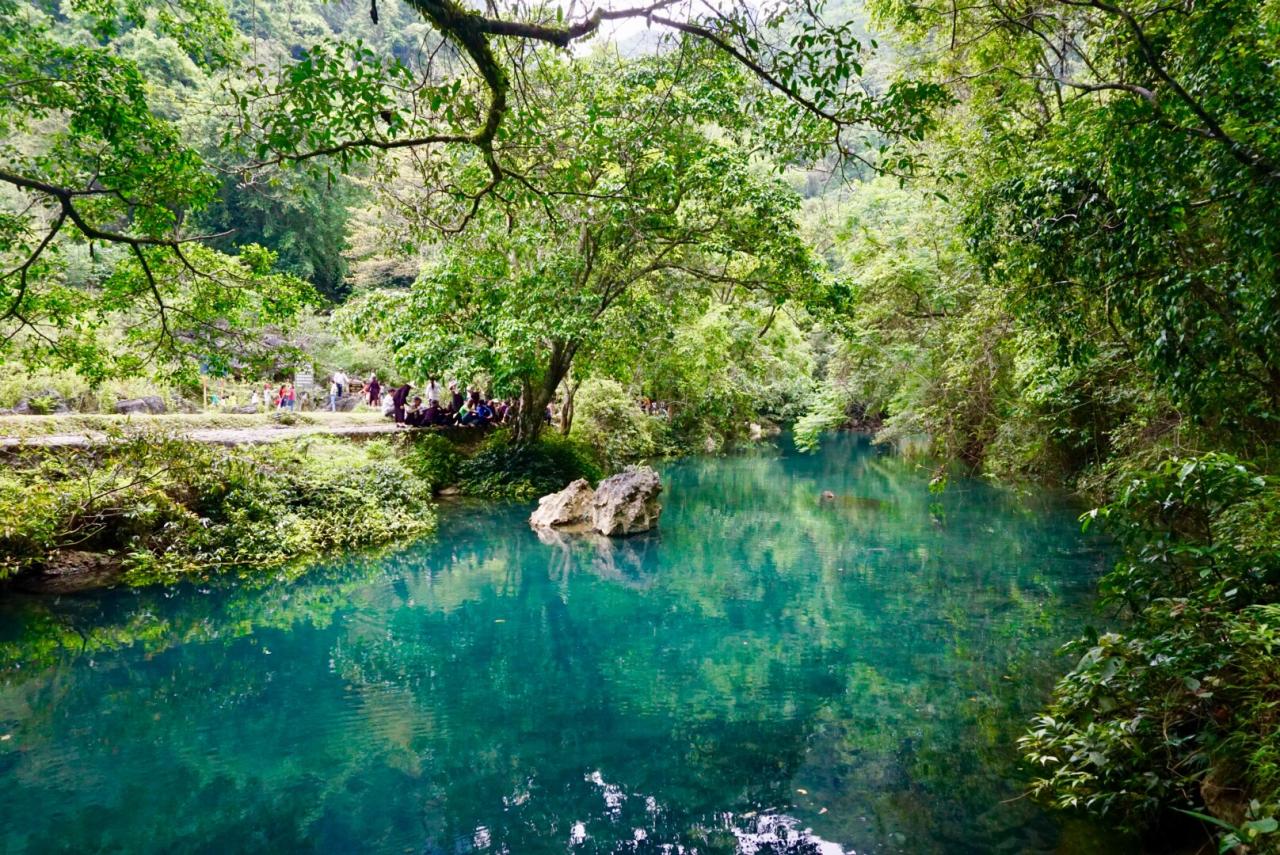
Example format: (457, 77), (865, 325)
(0, 435), (1128, 853)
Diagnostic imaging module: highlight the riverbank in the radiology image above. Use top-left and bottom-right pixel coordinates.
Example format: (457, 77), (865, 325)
(0, 427), (605, 594)
(0, 411), (393, 448)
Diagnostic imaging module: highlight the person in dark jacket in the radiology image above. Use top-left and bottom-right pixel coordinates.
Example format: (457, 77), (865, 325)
(366, 374), (382, 407)
(405, 396), (425, 426)
(390, 383), (413, 425)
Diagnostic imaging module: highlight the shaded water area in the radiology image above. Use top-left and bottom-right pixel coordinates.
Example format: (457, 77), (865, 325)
(0, 434), (1130, 853)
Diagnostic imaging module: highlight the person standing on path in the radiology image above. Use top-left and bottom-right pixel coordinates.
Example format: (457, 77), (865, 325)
(366, 374), (381, 407)
(425, 377), (441, 407)
(333, 369), (348, 399)
(328, 377), (339, 412)
(390, 383), (413, 425)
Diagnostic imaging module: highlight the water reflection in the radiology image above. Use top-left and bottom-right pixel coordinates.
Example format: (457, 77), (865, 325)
(0, 435), (1128, 853)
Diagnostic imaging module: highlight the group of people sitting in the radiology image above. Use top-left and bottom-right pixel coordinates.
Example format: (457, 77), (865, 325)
(372, 377), (513, 429)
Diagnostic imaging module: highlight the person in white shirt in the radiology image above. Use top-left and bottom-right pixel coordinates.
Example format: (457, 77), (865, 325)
(332, 370), (348, 398)
(425, 377), (441, 406)
(328, 378), (339, 412)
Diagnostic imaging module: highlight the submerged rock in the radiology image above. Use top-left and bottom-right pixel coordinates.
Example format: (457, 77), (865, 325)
(529, 478), (595, 529)
(16, 550), (124, 594)
(591, 466), (662, 536)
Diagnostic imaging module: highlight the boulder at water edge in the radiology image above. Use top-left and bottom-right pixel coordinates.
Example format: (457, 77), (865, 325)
(529, 478), (596, 529)
(591, 466), (662, 536)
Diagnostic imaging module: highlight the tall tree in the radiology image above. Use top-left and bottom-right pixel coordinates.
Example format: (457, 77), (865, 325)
(1, 0), (948, 379)
(876, 0), (1280, 441)
(342, 53), (822, 441)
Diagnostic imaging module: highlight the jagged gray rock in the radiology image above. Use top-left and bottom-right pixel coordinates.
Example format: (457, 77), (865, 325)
(590, 466), (662, 536)
(13, 389), (69, 415)
(529, 478), (596, 529)
(115, 396), (167, 415)
(333, 394), (362, 412)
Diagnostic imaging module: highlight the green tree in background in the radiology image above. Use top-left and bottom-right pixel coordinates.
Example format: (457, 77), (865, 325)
(341, 53), (822, 441)
(1, 0), (947, 383)
(877, 0), (1280, 447)
(199, 171), (357, 303)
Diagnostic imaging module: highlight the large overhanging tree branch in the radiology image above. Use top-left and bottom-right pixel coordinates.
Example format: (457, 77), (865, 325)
(232, 0), (952, 196)
(0, 0), (943, 374)
(0, 0), (318, 377)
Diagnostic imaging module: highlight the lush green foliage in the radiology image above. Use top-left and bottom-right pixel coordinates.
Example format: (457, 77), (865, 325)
(634, 304), (817, 449)
(199, 172), (358, 303)
(402, 432), (464, 493)
(0, 435), (435, 584)
(339, 52), (824, 441)
(0, 0), (316, 382)
(1021, 455), (1280, 848)
(568, 378), (662, 471)
(456, 430), (602, 501)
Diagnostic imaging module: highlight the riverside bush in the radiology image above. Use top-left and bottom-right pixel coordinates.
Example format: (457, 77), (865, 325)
(1022, 454), (1280, 849)
(457, 429), (602, 500)
(0, 435), (435, 585)
(403, 432), (464, 492)
(569, 378), (659, 471)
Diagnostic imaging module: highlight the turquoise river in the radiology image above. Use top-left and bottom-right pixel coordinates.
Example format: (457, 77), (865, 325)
(0, 434), (1132, 853)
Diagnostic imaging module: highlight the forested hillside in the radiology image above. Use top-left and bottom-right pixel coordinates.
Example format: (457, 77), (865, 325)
(1, 0), (1278, 848)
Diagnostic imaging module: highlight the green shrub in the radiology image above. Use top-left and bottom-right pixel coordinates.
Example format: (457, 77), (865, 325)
(569, 378), (658, 471)
(25, 395), (58, 415)
(1022, 454), (1280, 849)
(404, 432), (464, 492)
(0, 435), (436, 585)
(457, 429), (602, 500)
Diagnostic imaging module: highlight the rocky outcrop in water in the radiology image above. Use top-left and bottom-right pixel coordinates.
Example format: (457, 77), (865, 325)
(590, 466), (662, 536)
(529, 478), (595, 529)
(529, 467), (663, 536)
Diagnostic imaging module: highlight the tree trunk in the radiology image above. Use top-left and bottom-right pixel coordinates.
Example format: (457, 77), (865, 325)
(559, 378), (580, 435)
(511, 341), (576, 444)
(513, 381), (549, 444)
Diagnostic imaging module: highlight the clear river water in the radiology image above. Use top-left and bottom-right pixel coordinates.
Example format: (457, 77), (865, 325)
(0, 434), (1132, 853)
